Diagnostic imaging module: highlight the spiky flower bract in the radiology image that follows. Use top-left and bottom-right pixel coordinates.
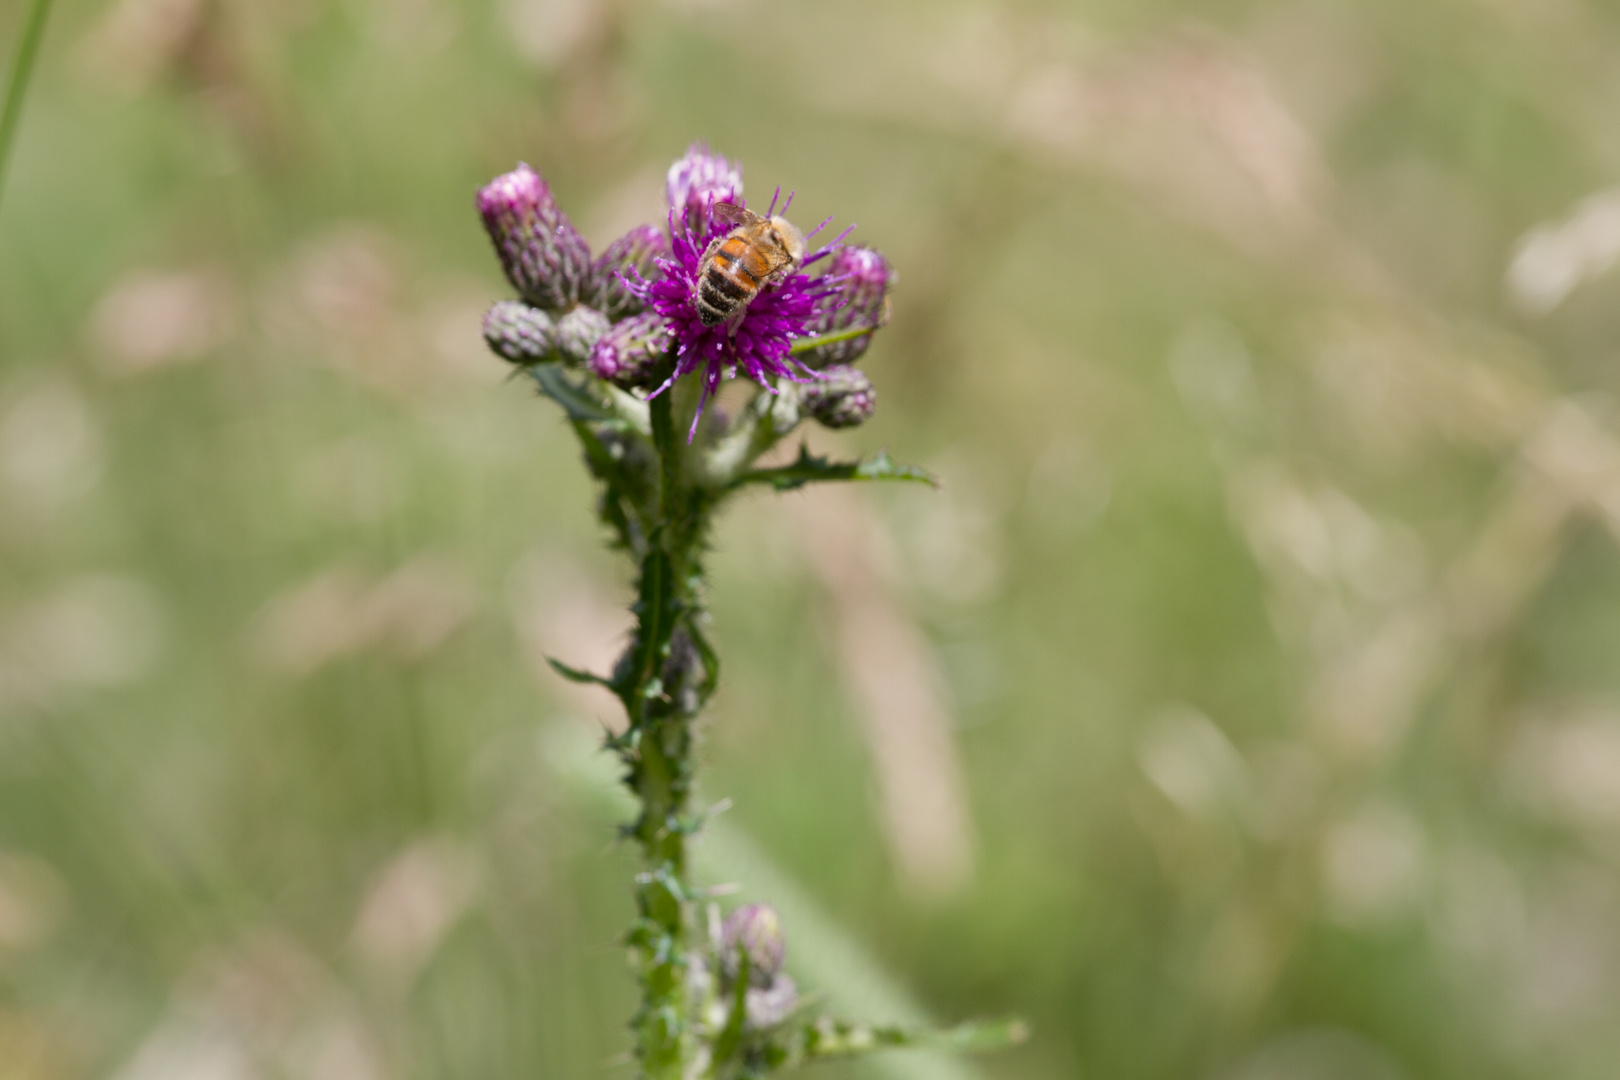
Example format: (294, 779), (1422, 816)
(591, 311), (674, 389)
(589, 224), (669, 319)
(555, 305), (611, 365)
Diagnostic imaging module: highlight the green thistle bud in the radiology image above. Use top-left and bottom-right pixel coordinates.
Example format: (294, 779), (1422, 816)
(800, 365), (876, 429)
(482, 300), (556, 364)
(555, 306), (612, 366)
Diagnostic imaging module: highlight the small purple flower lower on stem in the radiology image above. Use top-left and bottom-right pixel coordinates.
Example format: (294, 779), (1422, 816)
(723, 903), (787, 984)
(722, 904), (798, 1031)
(477, 163), (592, 311)
(745, 975), (799, 1031)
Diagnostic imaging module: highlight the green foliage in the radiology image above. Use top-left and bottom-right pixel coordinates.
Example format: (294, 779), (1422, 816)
(730, 444), (938, 493)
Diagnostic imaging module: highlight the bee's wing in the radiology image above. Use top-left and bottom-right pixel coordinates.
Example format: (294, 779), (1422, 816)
(712, 202), (759, 228)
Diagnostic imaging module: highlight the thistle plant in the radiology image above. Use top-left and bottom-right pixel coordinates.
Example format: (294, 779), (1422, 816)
(477, 144), (1025, 1079)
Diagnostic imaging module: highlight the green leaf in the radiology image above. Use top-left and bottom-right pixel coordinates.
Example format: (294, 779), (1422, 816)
(529, 364), (620, 425)
(628, 545), (675, 718)
(788, 325), (877, 356)
(687, 622), (721, 707)
(763, 1014), (1029, 1068)
(711, 955), (752, 1067)
(910, 1017), (1031, 1054)
(728, 444), (937, 493)
(545, 656), (616, 689)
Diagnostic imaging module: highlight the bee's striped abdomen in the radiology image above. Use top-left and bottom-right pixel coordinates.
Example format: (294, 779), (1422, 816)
(697, 235), (766, 326)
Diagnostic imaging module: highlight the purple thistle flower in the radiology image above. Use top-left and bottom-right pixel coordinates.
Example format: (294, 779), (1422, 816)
(631, 206), (842, 438)
(477, 164), (592, 311)
(666, 142), (743, 237)
(587, 224), (669, 319)
(799, 245), (894, 368)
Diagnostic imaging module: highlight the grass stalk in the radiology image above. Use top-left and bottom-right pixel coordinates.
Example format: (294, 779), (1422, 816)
(0, 0), (53, 210)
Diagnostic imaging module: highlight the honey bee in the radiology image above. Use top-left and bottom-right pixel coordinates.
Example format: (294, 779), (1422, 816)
(694, 203), (807, 328)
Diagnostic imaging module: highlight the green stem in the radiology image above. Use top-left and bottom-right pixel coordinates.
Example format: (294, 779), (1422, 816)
(0, 0), (53, 210)
(625, 390), (708, 1079)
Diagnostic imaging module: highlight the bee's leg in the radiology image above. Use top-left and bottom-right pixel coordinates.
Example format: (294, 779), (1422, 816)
(724, 307), (748, 338)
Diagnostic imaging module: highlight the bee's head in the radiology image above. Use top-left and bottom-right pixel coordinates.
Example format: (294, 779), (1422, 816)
(769, 217), (807, 265)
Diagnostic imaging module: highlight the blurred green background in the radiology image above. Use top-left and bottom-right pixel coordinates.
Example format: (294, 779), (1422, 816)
(5, 0), (1620, 1076)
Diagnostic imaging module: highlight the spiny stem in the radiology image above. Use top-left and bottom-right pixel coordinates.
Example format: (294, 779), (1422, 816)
(0, 0), (53, 209)
(626, 390), (706, 1078)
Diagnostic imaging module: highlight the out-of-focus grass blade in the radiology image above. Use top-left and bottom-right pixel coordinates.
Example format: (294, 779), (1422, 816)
(541, 721), (994, 1080)
(0, 0), (53, 208)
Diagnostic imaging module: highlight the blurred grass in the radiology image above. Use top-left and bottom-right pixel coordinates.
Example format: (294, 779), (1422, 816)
(0, 0), (53, 203)
(5, 1), (1620, 1078)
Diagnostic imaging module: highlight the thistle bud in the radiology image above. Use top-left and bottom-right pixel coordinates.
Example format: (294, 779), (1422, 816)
(482, 300), (556, 364)
(666, 143), (742, 237)
(722, 904), (786, 985)
(590, 311), (674, 389)
(477, 164), (592, 311)
(587, 224), (668, 319)
(800, 246), (894, 367)
(800, 365), (876, 429)
(555, 306), (612, 366)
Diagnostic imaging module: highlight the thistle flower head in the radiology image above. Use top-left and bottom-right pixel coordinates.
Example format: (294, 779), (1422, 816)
(477, 149), (888, 441)
(587, 224), (669, 319)
(478, 164), (592, 311)
(666, 142), (743, 237)
(632, 219), (835, 434)
(483, 300), (556, 364)
(799, 245), (894, 368)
